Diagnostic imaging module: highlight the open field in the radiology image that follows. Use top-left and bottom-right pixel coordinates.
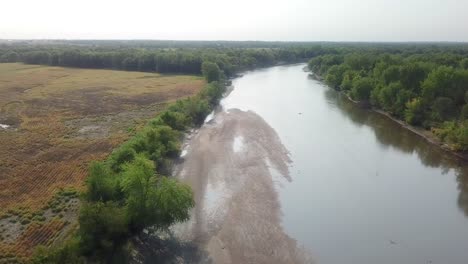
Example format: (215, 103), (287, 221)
(0, 63), (204, 261)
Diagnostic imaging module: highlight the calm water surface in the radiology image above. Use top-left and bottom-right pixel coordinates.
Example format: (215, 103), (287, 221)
(221, 64), (468, 264)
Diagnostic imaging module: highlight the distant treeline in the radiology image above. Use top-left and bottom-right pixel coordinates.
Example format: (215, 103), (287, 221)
(3, 41), (468, 77)
(308, 46), (468, 151)
(0, 44), (328, 76)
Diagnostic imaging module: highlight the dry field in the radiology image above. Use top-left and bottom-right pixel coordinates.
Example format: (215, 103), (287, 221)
(0, 63), (204, 262)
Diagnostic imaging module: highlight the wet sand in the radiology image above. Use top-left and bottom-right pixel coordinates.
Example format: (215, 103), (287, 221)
(171, 108), (313, 264)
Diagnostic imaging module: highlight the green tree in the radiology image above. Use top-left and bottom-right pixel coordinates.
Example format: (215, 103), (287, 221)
(431, 97), (456, 121)
(350, 77), (374, 101)
(86, 162), (116, 202)
(201, 61), (221, 82)
(405, 98), (425, 125)
(340, 70), (358, 91)
(121, 156), (194, 231)
(109, 145), (137, 173)
(461, 104), (468, 120)
(78, 202), (128, 258)
(461, 58), (468, 70)
(325, 64), (349, 89)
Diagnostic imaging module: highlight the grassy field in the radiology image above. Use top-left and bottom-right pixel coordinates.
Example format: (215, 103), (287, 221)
(0, 63), (204, 261)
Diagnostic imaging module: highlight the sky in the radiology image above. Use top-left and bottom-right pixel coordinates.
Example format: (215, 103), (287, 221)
(1, 0), (467, 42)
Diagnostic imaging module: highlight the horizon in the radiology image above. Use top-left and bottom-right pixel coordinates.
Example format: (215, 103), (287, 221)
(2, 39), (468, 44)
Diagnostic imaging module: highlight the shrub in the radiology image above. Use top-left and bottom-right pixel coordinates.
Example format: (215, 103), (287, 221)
(109, 145), (137, 173)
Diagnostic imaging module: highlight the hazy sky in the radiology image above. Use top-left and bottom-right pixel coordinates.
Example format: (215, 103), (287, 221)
(1, 0), (467, 41)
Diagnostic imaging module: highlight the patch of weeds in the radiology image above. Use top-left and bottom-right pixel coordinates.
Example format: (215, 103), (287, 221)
(32, 215), (46, 222)
(20, 219), (30, 225)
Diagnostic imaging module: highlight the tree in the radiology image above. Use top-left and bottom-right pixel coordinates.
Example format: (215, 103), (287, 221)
(109, 145), (137, 173)
(325, 64), (349, 89)
(461, 104), (468, 120)
(422, 66), (456, 102)
(340, 70), (358, 91)
(351, 77), (374, 101)
(86, 162), (116, 202)
(201, 61), (221, 82)
(399, 62), (429, 92)
(0, 51), (19, 62)
(405, 98), (425, 125)
(461, 58), (468, 70)
(376, 82), (412, 116)
(120, 156), (194, 231)
(78, 202), (128, 258)
(431, 97), (456, 121)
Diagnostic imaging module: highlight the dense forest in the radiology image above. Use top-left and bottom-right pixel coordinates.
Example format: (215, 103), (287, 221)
(308, 45), (468, 152)
(0, 41), (333, 76)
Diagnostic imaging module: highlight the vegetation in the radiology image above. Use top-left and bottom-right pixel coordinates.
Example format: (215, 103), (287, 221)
(309, 45), (468, 151)
(29, 64), (227, 263)
(0, 63), (204, 262)
(0, 40), (336, 77)
(3, 40), (468, 262)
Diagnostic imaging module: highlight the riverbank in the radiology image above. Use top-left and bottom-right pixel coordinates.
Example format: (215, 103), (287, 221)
(371, 108), (468, 161)
(309, 71), (468, 162)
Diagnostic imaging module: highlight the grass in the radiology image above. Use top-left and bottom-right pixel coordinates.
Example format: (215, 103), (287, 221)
(0, 63), (204, 260)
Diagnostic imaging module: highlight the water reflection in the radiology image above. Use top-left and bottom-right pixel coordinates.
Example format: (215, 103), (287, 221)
(324, 86), (468, 217)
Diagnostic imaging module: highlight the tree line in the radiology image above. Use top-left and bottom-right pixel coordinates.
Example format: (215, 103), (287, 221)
(309, 47), (468, 151)
(0, 44), (332, 76)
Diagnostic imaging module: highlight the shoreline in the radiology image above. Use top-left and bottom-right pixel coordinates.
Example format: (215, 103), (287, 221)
(371, 108), (468, 162)
(307, 69), (468, 162)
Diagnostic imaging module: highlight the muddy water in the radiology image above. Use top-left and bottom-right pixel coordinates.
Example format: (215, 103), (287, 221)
(219, 64), (468, 264)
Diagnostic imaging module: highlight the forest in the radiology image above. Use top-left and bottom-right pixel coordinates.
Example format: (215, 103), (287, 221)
(0, 40), (332, 77)
(308, 45), (468, 151)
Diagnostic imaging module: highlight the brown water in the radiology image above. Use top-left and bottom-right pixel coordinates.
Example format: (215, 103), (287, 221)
(221, 64), (468, 264)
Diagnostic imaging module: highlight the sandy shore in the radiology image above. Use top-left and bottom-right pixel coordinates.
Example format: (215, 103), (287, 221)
(165, 108), (313, 264)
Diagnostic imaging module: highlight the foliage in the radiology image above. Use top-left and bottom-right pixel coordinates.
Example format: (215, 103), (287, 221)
(47, 78), (225, 263)
(78, 202), (128, 258)
(0, 41), (328, 77)
(405, 98), (426, 125)
(309, 46), (468, 150)
(31, 238), (84, 264)
(350, 77), (374, 101)
(201, 61), (221, 82)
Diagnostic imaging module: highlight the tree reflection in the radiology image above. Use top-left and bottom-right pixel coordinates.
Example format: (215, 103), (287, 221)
(326, 87), (468, 217)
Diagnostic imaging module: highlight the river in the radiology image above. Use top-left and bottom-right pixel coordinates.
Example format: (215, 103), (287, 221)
(171, 63), (468, 264)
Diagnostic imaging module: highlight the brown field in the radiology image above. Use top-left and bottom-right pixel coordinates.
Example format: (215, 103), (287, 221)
(0, 63), (204, 261)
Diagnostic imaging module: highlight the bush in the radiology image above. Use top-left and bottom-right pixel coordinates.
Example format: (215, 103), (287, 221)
(201, 81), (225, 105)
(150, 111), (190, 131)
(109, 145), (137, 173)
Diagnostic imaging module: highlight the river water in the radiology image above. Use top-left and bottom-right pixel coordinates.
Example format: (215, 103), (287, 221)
(220, 64), (468, 264)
